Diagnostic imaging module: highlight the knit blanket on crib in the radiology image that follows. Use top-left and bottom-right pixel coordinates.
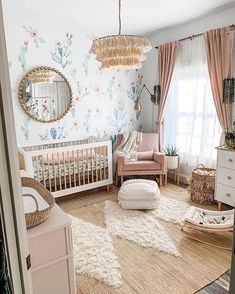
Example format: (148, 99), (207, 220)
(113, 131), (142, 175)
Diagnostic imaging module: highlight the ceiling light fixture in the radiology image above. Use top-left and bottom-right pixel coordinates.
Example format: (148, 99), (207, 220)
(29, 71), (55, 84)
(89, 0), (151, 70)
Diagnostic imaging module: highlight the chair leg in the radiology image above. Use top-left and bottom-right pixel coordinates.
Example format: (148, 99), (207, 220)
(174, 170), (177, 182)
(121, 175), (123, 185)
(115, 172), (119, 186)
(159, 174), (163, 187)
(155, 175), (158, 184)
(176, 171), (180, 186)
(164, 174), (167, 186)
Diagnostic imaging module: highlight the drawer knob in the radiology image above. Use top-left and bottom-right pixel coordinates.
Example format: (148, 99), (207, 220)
(227, 176), (232, 180)
(228, 158), (233, 163)
(226, 193), (231, 197)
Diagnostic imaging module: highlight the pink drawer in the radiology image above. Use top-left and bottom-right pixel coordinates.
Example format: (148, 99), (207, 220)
(29, 227), (69, 268)
(31, 257), (75, 294)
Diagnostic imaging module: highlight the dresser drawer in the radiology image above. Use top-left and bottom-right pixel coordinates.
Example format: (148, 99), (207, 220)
(217, 167), (235, 187)
(29, 227), (69, 268)
(31, 257), (74, 294)
(218, 149), (235, 170)
(215, 183), (235, 207)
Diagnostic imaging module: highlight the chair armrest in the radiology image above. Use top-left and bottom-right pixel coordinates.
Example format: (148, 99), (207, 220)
(117, 154), (125, 175)
(153, 152), (166, 171)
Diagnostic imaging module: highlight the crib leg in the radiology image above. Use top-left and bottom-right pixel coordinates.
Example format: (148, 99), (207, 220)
(106, 185), (110, 192)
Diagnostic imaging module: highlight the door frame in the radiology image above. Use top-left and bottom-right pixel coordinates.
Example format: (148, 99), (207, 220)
(0, 0), (235, 293)
(0, 0), (33, 293)
(230, 210), (235, 293)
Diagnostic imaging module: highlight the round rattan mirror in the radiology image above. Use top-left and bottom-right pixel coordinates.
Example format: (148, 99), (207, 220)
(18, 66), (73, 123)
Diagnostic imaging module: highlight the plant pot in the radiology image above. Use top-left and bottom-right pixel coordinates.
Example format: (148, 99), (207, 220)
(166, 156), (179, 170)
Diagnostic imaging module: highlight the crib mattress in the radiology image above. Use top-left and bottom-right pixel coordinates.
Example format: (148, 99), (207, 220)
(33, 154), (108, 183)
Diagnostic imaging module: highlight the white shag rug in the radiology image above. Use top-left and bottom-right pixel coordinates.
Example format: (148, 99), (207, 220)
(149, 196), (190, 225)
(104, 201), (180, 257)
(69, 215), (122, 288)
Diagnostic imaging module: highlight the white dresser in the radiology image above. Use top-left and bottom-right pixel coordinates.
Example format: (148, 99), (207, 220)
(215, 147), (235, 210)
(27, 204), (76, 294)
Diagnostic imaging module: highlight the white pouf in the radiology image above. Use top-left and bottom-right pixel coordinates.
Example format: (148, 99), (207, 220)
(118, 179), (161, 210)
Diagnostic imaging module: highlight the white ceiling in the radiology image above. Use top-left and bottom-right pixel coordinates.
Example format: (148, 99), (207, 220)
(3, 0), (235, 36)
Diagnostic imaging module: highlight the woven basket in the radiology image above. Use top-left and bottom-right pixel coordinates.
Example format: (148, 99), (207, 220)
(21, 177), (55, 229)
(190, 164), (216, 204)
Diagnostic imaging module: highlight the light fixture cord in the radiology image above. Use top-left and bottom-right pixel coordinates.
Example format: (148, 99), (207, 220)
(118, 0), (121, 35)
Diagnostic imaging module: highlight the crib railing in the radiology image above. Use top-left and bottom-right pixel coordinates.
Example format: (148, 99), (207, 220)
(19, 138), (113, 197)
(20, 138), (90, 152)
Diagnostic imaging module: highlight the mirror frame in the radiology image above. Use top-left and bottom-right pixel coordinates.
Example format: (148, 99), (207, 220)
(18, 66), (73, 123)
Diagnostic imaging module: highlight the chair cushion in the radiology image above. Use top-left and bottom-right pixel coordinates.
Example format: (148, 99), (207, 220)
(118, 179), (161, 210)
(122, 160), (161, 171)
(137, 151), (154, 160)
(137, 133), (159, 152)
(116, 133), (159, 153)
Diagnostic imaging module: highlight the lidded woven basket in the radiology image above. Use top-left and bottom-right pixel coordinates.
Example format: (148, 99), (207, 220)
(190, 164), (216, 204)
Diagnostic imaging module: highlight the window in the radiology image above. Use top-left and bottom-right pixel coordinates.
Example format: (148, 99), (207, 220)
(164, 36), (221, 178)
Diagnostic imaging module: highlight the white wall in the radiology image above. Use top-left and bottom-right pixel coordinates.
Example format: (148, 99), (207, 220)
(3, 2), (235, 144)
(2, 9), (144, 145)
(141, 4), (235, 132)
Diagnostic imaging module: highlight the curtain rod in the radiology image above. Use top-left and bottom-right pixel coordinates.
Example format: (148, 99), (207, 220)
(155, 24), (235, 49)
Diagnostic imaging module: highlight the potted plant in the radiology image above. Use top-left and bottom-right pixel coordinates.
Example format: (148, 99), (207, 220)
(163, 145), (179, 170)
(225, 131), (235, 149)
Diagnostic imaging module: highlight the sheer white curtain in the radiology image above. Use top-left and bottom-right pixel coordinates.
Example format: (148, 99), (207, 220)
(164, 36), (221, 178)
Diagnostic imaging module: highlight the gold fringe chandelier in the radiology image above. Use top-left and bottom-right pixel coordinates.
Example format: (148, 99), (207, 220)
(89, 0), (151, 70)
(29, 71), (55, 84)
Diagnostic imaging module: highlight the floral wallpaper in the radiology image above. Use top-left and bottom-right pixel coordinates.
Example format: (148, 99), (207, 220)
(51, 33), (73, 68)
(5, 20), (144, 144)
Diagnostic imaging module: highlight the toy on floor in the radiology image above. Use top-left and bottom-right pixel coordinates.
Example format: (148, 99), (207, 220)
(182, 206), (234, 250)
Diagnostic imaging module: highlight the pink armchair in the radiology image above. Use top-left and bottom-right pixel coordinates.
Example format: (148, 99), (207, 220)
(116, 133), (166, 186)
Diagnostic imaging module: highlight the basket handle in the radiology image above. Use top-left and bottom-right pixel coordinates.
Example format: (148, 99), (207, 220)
(195, 164), (205, 169)
(23, 194), (39, 212)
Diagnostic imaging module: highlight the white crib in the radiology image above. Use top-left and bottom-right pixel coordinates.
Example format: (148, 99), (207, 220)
(18, 136), (113, 198)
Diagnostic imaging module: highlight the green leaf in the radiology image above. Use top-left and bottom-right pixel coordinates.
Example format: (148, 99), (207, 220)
(136, 111), (141, 120)
(163, 144), (179, 156)
(39, 37), (46, 43)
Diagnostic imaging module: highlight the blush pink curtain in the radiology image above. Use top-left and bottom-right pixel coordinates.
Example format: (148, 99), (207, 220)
(204, 27), (234, 143)
(156, 41), (179, 150)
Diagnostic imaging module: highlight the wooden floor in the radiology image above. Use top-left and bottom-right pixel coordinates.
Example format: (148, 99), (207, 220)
(57, 183), (232, 294)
